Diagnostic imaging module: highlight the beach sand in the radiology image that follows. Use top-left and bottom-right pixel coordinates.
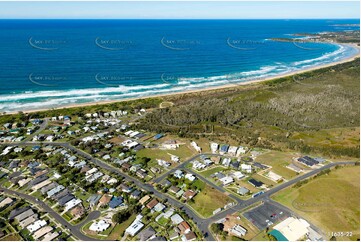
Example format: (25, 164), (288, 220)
(6, 44), (360, 115)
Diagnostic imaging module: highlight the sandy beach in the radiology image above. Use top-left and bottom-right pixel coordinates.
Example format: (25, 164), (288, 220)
(6, 43), (360, 115)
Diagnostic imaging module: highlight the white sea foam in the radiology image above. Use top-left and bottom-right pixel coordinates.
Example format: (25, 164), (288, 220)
(1, 43), (358, 112)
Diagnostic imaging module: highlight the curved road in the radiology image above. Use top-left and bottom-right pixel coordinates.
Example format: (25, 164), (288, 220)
(0, 186), (99, 241)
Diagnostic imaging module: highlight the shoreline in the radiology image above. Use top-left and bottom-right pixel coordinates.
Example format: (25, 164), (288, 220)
(5, 43), (360, 115)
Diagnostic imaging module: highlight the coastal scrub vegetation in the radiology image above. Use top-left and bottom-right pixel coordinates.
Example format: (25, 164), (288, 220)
(138, 59), (360, 158)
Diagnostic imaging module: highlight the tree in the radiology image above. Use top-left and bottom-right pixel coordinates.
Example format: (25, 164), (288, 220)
(112, 210), (129, 224)
(211, 223), (224, 234)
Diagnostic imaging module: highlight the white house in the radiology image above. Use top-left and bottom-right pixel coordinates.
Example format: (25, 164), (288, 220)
(229, 224), (247, 237)
(210, 142), (219, 153)
(185, 173), (196, 182)
(64, 199), (82, 212)
(228, 146), (238, 156)
(27, 220), (47, 233)
(232, 171), (245, 179)
(190, 141), (201, 153)
(219, 176), (234, 186)
(170, 155), (180, 162)
(125, 215), (144, 236)
(241, 164), (252, 173)
(236, 146), (248, 156)
(174, 170), (184, 179)
(222, 158), (231, 167)
(89, 220), (110, 232)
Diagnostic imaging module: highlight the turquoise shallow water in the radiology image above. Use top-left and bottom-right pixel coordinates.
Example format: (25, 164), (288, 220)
(0, 19), (359, 112)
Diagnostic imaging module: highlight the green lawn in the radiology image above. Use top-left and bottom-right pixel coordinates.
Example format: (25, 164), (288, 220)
(198, 166), (226, 178)
(254, 150), (298, 180)
(139, 144), (196, 162)
(272, 165), (360, 241)
(188, 185), (233, 218)
(107, 214), (137, 240)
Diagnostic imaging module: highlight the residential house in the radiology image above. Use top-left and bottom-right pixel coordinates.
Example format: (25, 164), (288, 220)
(64, 199), (82, 212)
(237, 187), (250, 196)
(174, 170), (184, 179)
(41, 232), (59, 241)
(99, 194), (112, 207)
(70, 205), (85, 218)
(228, 146), (238, 156)
(27, 220), (47, 233)
(190, 141), (201, 153)
(210, 142), (219, 153)
(146, 199), (159, 209)
(138, 226), (156, 241)
(183, 190), (197, 200)
(171, 214), (184, 225)
(248, 178), (263, 187)
(33, 226), (53, 240)
(241, 164), (252, 173)
(220, 145), (229, 154)
(139, 195), (150, 205)
(169, 186), (180, 194)
(153, 203), (166, 213)
(125, 215), (144, 237)
(109, 196), (123, 209)
(19, 214), (38, 228)
(136, 169), (147, 179)
(182, 232), (197, 241)
(220, 176), (234, 186)
(14, 209), (34, 222)
(87, 194), (101, 207)
(58, 194), (75, 206)
(130, 190), (141, 199)
(185, 173), (196, 182)
(89, 220), (110, 232)
(178, 221), (191, 234)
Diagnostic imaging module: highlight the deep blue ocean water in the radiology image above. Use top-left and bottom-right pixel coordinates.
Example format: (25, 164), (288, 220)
(0, 19), (359, 112)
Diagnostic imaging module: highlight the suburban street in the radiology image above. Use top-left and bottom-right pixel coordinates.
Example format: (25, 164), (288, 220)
(0, 185), (99, 241)
(2, 141), (356, 241)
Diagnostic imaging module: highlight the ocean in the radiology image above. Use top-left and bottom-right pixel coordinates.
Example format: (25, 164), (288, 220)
(0, 19), (359, 112)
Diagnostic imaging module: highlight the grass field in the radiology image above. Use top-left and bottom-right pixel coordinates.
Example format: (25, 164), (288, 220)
(254, 150), (299, 180)
(137, 144), (196, 163)
(0, 234), (23, 241)
(107, 214), (136, 240)
(198, 166), (226, 177)
(291, 127), (360, 150)
(272, 165), (360, 241)
(188, 184), (233, 218)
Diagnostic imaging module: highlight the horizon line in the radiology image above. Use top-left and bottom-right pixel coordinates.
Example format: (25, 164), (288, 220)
(0, 18), (360, 20)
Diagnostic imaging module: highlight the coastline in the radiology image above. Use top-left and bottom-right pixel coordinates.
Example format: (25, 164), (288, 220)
(5, 43), (360, 115)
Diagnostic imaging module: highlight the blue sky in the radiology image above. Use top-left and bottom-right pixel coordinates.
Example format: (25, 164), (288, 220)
(0, 1), (359, 19)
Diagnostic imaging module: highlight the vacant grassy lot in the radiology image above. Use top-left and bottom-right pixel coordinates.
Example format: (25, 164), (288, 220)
(272, 165), (360, 241)
(254, 150), (299, 180)
(137, 144), (196, 163)
(198, 166), (226, 177)
(188, 184), (233, 218)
